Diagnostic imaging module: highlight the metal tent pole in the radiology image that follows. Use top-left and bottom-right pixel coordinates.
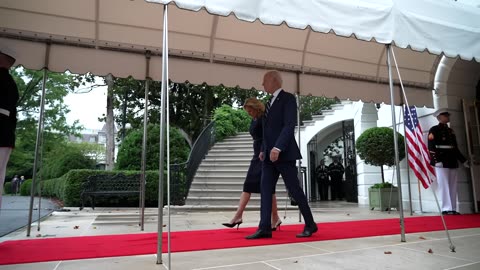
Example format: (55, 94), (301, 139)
(390, 46), (455, 251)
(27, 44), (50, 237)
(139, 51), (151, 231)
(385, 44), (406, 242)
(166, 53), (172, 269)
(296, 72), (302, 222)
(156, 4), (169, 265)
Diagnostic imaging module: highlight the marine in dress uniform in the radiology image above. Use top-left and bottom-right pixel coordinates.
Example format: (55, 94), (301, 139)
(428, 108), (469, 215)
(327, 157), (345, 200)
(315, 159), (329, 201)
(0, 46), (19, 209)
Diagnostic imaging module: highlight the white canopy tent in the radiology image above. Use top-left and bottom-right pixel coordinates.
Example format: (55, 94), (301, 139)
(2, 0), (478, 106)
(1, 0), (479, 265)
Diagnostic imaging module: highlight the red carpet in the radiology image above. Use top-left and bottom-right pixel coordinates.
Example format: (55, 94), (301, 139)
(1, 214), (479, 265)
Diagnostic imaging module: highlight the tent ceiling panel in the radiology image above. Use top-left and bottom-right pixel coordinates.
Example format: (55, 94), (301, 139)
(303, 53), (380, 81)
(168, 8), (212, 36)
(213, 40), (304, 67)
(0, 0), (95, 20)
(0, 37), (47, 70)
(306, 34), (384, 63)
(49, 44), (148, 79)
(0, 9), (95, 39)
(98, 24), (164, 48)
(300, 74), (434, 107)
(215, 16), (308, 51)
(165, 59), (298, 95)
(100, 0), (164, 29)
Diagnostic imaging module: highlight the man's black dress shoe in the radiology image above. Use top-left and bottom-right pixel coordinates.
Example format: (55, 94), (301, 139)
(245, 229), (272, 239)
(442, 211), (450, 215)
(296, 224), (318, 238)
(449, 211), (461, 215)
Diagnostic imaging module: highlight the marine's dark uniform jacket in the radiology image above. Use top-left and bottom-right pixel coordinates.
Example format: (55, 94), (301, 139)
(0, 67), (19, 148)
(327, 162), (344, 180)
(315, 165), (329, 181)
(427, 123), (466, 168)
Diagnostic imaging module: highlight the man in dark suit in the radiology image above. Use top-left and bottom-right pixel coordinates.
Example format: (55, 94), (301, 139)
(246, 70), (317, 239)
(328, 157), (344, 200)
(315, 159), (329, 201)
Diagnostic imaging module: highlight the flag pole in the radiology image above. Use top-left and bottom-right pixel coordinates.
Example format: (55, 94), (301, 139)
(390, 47), (456, 252)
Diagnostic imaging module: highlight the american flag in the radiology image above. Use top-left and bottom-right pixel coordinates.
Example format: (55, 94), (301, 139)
(404, 106), (436, 189)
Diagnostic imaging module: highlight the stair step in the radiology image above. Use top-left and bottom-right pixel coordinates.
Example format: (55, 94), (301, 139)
(199, 164), (251, 169)
(186, 196), (291, 206)
(312, 115), (325, 120)
(202, 158), (252, 163)
(192, 176), (285, 182)
(208, 149), (253, 154)
(222, 136), (251, 141)
(302, 120), (316, 126)
(188, 189), (289, 197)
(196, 171), (250, 177)
(214, 142), (253, 148)
(169, 205), (299, 211)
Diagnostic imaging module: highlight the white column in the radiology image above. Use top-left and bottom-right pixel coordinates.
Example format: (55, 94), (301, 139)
(354, 102), (380, 205)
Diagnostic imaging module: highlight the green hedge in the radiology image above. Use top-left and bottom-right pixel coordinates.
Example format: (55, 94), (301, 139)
(21, 169), (185, 208)
(3, 182), (12, 194)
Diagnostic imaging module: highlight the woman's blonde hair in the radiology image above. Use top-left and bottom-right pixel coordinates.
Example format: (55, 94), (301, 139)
(243, 97), (265, 118)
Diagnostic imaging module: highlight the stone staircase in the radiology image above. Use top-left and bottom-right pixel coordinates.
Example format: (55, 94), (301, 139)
(182, 100), (356, 211)
(185, 133), (292, 210)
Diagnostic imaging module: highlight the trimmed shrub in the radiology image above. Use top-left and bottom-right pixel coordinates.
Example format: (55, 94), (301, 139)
(3, 182), (12, 194)
(213, 105), (250, 141)
(356, 127), (405, 183)
(116, 125), (190, 171)
(19, 179), (33, 196)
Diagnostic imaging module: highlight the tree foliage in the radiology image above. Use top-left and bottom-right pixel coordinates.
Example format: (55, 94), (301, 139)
(41, 142), (97, 179)
(213, 105), (251, 141)
(7, 68), (93, 179)
(109, 77), (262, 144)
(355, 127), (405, 182)
(115, 124), (190, 170)
(299, 95), (338, 122)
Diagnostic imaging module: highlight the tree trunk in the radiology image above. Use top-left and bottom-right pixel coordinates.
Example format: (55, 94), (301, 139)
(380, 166), (385, 183)
(105, 74), (115, 171)
(202, 86), (213, 128)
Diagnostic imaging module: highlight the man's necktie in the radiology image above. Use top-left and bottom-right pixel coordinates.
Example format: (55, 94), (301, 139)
(265, 97), (272, 118)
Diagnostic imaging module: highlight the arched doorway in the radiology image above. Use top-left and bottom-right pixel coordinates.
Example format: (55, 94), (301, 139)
(307, 120), (357, 203)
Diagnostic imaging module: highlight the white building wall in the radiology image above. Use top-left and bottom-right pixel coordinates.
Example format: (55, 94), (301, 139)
(353, 102), (381, 206)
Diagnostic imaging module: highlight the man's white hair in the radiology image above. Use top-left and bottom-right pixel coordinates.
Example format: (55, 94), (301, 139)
(265, 70), (283, 86)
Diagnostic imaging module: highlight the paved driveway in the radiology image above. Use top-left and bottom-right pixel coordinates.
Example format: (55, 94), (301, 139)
(0, 196), (61, 237)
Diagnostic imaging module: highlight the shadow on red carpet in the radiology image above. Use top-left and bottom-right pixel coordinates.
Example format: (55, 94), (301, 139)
(1, 214), (479, 265)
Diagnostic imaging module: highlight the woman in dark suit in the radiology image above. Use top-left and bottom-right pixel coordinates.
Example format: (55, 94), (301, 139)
(222, 98), (281, 230)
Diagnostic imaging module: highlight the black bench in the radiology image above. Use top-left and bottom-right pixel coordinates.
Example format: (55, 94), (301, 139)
(80, 174), (141, 210)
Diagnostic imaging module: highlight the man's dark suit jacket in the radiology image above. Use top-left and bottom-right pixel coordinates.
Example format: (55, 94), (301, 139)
(262, 89), (302, 161)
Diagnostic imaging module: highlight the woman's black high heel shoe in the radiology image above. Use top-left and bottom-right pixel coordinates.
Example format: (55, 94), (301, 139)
(222, 220), (243, 230)
(271, 220), (282, 231)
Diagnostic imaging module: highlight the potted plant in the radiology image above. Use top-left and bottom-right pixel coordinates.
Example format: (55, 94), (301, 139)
(355, 127), (405, 211)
